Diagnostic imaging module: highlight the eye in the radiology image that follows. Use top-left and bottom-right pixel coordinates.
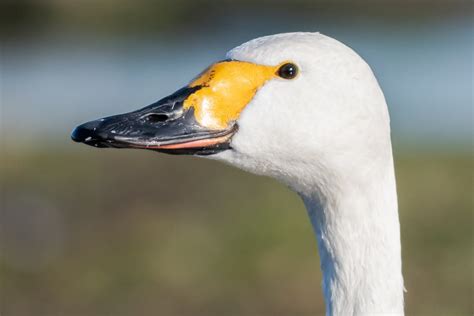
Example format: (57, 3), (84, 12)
(277, 62), (298, 79)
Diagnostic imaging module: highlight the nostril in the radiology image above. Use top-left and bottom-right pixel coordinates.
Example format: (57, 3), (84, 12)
(144, 113), (169, 123)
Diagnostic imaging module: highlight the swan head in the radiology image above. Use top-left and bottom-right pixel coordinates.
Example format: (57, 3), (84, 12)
(72, 32), (392, 191)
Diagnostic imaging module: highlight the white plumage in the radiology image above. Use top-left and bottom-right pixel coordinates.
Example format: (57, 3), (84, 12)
(214, 33), (404, 315)
(72, 31), (405, 316)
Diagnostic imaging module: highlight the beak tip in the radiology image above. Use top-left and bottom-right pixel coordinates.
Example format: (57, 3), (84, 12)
(71, 122), (97, 143)
(71, 126), (85, 143)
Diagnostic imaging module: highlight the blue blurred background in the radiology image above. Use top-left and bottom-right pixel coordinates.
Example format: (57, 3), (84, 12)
(1, 1), (472, 315)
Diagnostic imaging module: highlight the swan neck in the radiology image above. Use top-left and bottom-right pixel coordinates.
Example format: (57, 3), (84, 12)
(300, 163), (404, 316)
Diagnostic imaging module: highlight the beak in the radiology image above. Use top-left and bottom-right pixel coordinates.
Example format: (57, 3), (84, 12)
(71, 86), (237, 155)
(72, 59), (279, 155)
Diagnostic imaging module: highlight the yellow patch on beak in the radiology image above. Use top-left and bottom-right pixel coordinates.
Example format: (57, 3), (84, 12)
(183, 60), (278, 129)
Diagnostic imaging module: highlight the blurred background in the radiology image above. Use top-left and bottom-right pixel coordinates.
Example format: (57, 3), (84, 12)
(1, 0), (472, 315)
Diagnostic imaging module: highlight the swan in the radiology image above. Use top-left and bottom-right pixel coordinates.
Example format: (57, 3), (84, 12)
(71, 32), (404, 316)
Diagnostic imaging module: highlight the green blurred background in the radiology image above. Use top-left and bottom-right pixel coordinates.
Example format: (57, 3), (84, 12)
(1, 1), (472, 315)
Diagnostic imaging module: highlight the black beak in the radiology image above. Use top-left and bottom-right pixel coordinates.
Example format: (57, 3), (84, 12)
(71, 86), (236, 155)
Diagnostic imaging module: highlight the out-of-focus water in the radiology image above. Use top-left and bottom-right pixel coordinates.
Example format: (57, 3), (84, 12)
(2, 16), (472, 149)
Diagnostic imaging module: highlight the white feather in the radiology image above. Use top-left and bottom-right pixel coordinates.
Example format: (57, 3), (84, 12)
(213, 32), (404, 316)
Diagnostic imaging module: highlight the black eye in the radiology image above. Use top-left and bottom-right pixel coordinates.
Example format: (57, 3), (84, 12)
(277, 63), (298, 79)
